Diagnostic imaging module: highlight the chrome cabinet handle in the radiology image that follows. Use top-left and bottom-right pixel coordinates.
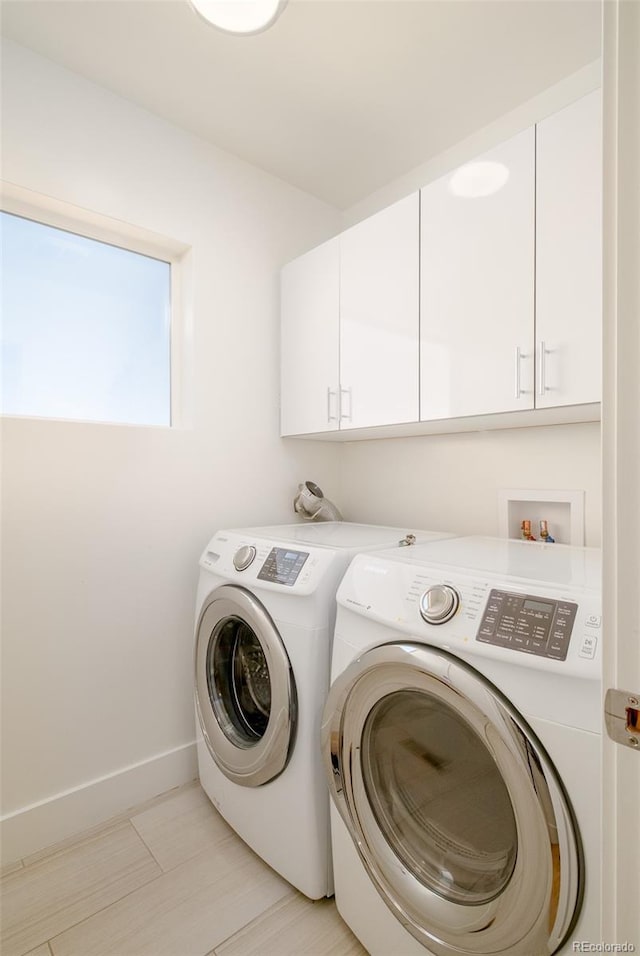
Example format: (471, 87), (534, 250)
(340, 386), (352, 422)
(327, 387), (338, 423)
(514, 346), (522, 399)
(538, 341), (547, 396)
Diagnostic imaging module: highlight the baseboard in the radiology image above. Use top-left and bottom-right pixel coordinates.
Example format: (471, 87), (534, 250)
(0, 741), (198, 866)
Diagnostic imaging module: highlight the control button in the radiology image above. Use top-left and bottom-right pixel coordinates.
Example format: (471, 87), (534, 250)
(585, 615), (602, 628)
(579, 635), (598, 659)
(233, 545), (257, 571)
(419, 585), (460, 625)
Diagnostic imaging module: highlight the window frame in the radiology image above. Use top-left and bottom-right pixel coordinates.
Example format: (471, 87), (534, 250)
(1, 181), (190, 428)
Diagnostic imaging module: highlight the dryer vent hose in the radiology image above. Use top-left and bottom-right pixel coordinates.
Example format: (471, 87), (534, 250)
(293, 481), (343, 522)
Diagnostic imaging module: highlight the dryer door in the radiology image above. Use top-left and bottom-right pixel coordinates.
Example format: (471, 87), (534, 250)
(195, 585), (296, 788)
(322, 642), (583, 956)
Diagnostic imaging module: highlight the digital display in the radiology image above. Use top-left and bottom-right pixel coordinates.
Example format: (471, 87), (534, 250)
(523, 599), (554, 614)
(257, 547), (309, 586)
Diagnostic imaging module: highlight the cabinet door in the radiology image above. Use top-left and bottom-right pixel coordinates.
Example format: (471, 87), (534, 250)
(535, 91), (602, 408)
(339, 194), (419, 429)
(420, 128), (535, 420)
(281, 237), (339, 436)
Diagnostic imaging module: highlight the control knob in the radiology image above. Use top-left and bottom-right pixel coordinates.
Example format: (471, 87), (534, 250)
(419, 585), (460, 625)
(233, 545), (256, 571)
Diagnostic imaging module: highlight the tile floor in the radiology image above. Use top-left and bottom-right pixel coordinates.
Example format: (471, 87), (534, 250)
(0, 781), (366, 956)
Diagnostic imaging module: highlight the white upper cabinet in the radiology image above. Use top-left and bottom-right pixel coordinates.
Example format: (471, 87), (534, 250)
(339, 193), (420, 429)
(535, 90), (602, 408)
(420, 128), (536, 420)
(280, 91), (601, 440)
(281, 194), (420, 436)
(281, 236), (339, 436)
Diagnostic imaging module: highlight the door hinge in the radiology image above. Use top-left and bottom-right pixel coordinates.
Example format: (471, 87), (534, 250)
(605, 688), (640, 750)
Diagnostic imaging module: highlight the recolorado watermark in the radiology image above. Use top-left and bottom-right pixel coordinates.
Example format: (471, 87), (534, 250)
(572, 944), (636, 953)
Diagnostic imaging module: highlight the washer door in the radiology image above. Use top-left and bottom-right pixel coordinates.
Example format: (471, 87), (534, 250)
(322, 642), (583, 955)
(195, 585), (296, 788)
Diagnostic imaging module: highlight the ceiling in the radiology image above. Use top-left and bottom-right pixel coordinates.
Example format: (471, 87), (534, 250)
(0, 0), (601, 209)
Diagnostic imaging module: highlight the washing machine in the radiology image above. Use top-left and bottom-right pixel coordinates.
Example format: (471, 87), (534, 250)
(322, 535), (602, 955)
(194, 522), (454, 900)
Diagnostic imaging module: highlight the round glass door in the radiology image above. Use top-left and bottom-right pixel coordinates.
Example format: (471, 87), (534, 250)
(322, 642), (583, 956)
(207, 617), (272, 746)
(195, 585), (296, 788)
(361, 689), (518, 906)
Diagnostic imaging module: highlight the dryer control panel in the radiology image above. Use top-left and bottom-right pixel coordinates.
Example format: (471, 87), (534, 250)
(199, 532), (342, 597)
(257, 548), (309, 586)
(477, 589), (577, 661)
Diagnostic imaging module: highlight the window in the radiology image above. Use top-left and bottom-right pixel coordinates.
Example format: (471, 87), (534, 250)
(1, 209), (174, 426)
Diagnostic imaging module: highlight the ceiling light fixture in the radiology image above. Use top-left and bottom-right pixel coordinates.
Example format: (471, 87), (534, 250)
(190, 0), (287, 35)
(448, 161), (510, 198)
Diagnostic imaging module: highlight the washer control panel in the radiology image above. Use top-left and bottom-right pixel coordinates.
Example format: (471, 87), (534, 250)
(257, 547), (310, 587)
(337, 548), (601, 680)
(476, 589), (578, 661)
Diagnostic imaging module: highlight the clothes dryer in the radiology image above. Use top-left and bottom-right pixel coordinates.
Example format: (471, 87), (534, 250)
(322, 536), (601, 954)
(194, 522), (454, 900)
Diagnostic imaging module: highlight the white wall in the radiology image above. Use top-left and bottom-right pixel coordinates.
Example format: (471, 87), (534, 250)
(338, 423), (601, 544)
(336, 63), (602, 548)
(0, 39), (341, 862)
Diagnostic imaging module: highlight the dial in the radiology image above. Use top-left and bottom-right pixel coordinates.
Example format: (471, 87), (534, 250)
(419, 585), (460, 625)
(233, 545), (256, 571)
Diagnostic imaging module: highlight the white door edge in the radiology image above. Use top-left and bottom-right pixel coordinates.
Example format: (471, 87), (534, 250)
(602, 0), (640, 948)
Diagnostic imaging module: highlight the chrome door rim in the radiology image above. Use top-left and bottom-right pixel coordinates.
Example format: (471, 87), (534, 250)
(195, 585), (296, 788)
(321, 642), (583, 955)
